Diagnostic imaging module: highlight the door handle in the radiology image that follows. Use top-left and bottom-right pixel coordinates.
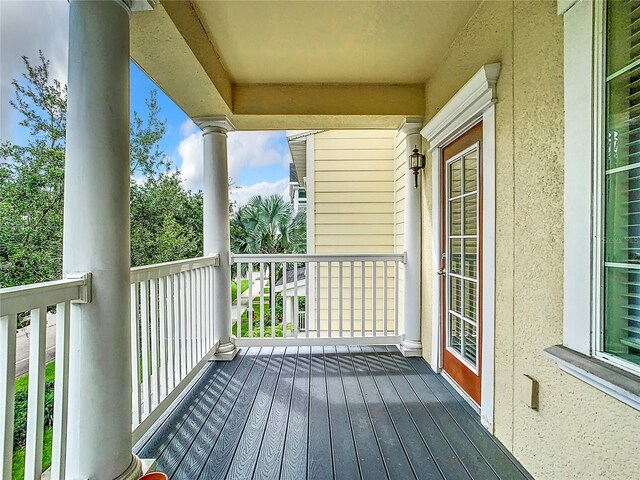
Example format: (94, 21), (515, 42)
(437, 268), (446, 276)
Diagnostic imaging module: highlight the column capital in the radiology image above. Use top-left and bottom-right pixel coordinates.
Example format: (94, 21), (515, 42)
(399, 117), (423, 136)
(194, 115), (236, 135)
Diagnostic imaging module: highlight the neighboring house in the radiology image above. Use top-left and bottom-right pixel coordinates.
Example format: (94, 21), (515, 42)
(5, 2), (640, 480)
(287, 129), (405, 334)
(288, 164), (306, 214)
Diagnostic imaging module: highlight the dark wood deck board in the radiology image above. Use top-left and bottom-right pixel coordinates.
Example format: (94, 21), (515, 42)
(226, 347), (284, 480)
(324, 346), (361, 480)
(349, 345), (417, 480)
(280, 346), (310, 480)
(253, 347), (297, 480)
(172, 347), (266, 479)
(196, 347), (273, 480)
(306, 345), (334, 480)
(335, 345), (388, 480)
(136, 345), (532, 480)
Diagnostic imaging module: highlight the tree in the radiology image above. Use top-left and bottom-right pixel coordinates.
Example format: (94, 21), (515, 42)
(230, 194), (306, 312)
(231, 194), (306, 256)
(0, 52), (66, 287)
(0, 52), (203, 288)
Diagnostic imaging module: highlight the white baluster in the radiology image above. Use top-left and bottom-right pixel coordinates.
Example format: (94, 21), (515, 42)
(24, 306), (46, 479)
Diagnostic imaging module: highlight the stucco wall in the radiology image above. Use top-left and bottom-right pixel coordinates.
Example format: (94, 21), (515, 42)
(421, 1), (640, 479)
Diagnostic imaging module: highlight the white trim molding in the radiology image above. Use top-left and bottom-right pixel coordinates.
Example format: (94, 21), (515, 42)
(420, 63), (500, 148)
(561, 0), (595, 357)
(421, 63), (500, 432)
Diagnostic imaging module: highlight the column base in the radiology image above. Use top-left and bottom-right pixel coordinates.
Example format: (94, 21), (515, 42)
(210, 340), (239, 361)
(113, 454), (143, 480)
(399, 339), (422, 358)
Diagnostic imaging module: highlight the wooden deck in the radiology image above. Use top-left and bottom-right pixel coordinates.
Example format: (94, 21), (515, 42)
(135, 346), (531, 480)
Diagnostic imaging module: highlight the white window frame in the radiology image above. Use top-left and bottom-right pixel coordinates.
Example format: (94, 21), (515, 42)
(560, 0), (640, 394)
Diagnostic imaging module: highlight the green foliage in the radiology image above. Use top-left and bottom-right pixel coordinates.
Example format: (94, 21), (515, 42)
(130, 172), (203, 267)
(13, 378), (54, 450)
(231, 279), (250, 302)
(12, 361), (56, 464)
(0, 52), (204, 286)
(12, 427), (53, 480)
(230, 194), (306, 256)
(0, 52), (66, 287)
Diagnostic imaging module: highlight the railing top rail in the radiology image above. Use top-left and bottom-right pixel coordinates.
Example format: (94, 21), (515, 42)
(0, 275), (90, 317)
(232, 253), (406, 263)
(130, 254), (219, 283)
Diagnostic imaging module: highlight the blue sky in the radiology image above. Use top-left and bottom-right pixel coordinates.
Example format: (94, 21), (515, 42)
(1, 0), (291, 206)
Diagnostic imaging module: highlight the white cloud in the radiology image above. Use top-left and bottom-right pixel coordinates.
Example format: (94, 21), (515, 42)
(230, 178), (290, 208)
(177, 128), (292, 193)
(180, 119), (197, 137)
(227, 131), (291, 180)
(1, 0), (69, 141)
(177, 130), (204, 191)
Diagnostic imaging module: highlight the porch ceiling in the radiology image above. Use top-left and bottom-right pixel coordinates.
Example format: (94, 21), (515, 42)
(131, 0), (481, 130)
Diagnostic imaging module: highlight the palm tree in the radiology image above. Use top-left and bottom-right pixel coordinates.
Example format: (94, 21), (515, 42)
(230, 194), (306, 314)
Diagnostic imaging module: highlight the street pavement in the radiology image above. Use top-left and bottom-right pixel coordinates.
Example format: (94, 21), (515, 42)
(15, 312), (57, 377)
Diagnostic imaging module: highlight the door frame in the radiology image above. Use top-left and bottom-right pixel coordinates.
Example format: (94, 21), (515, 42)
(420, 63), (500, 432)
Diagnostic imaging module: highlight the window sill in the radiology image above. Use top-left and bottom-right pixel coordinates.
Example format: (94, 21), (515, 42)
(544, 345), (640, 411)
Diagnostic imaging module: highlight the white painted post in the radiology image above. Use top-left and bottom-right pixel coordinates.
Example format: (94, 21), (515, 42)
(400, 118), (424, 357)
(197, 116), (238, 360)
(63, 0), (142, 478)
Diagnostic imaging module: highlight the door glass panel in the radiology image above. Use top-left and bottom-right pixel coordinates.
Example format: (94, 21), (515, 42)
(464, 238), (477, 279)
(464, 194), (477, 235)
(449, 314), (462, 353)
(464, 322), (477, 365)
(446, 146), (480, 368)
(450, 276), (462, 314)
(464, 280), (477, 321)
(450, 238), (462, 274)
(450, 159), (462, 197)
(464, 152), (478, 193)
(450, 198), (462, 235)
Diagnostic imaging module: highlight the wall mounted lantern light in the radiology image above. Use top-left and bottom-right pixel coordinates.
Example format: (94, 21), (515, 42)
(409, 146), (426, 188)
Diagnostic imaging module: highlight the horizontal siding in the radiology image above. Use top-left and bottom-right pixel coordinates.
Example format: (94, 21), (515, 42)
(316, 192), (394, 204)
(315, 170), (392, 182)
(312, 130), (397, 333)
(315, 202), (393, 214)
(316, 214), (394, 225)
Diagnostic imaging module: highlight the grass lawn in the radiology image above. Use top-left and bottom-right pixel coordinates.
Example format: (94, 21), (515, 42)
(231, 279), (250, 302)
(12, 362), (55, 480)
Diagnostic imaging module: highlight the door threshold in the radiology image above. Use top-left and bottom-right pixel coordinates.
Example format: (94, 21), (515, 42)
(441, 370), (481, 415)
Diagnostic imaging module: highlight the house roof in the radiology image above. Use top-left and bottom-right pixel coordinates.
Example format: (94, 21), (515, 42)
(289, 163), (299, 184)
(275, 265), (306, 287)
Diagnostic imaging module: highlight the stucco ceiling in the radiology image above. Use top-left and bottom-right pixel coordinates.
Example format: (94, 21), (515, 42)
(131, 0), (481, 129)
(194, 0), (481, 84)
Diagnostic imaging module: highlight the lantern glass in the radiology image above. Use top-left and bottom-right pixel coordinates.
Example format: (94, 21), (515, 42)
(410, 148), (420, 169)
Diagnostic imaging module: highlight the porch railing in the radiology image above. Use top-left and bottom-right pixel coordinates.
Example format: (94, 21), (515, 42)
(0, 251), (406, 477)
(129, 255), (218, 442)
(232, 253), (406, 346)
(0, 255), (219, 478)
(0, 275), (91, 480)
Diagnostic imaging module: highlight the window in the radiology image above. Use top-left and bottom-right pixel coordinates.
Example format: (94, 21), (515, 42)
(599, 0), (640, 370)
(554, 0), (640, 409)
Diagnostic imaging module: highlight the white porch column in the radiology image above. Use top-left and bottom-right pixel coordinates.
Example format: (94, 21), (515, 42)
(197, 116), (238, 360)
(400, 119), (424, 357)
(63, 1), (141, 478)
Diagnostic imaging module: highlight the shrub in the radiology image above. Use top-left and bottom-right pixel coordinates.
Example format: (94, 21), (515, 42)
(13, 378), (55, 449)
